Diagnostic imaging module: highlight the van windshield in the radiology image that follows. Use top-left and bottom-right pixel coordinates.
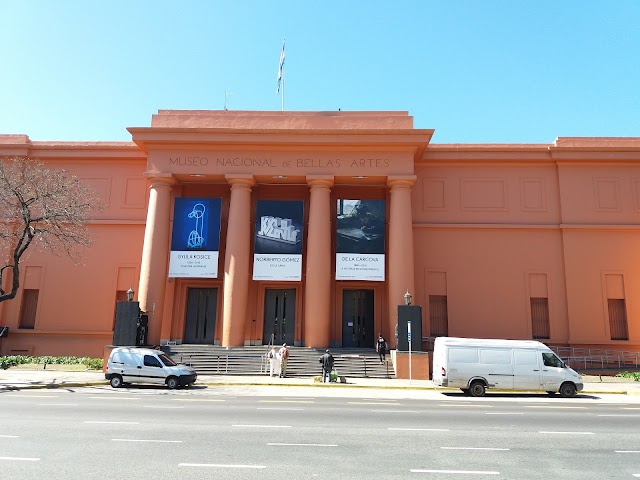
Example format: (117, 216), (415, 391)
(158, 354), (177, 367)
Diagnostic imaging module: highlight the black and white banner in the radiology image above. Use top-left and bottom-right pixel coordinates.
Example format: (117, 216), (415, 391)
(336, 199), (385, 281)
(253, 200), (304, 281)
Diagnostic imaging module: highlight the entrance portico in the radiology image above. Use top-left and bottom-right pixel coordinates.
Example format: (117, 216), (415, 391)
(128, 110), (433, 348)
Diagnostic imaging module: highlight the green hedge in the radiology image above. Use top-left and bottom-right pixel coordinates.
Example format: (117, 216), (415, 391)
(615, 371), (640, 382)
(0, 355), (103, 370)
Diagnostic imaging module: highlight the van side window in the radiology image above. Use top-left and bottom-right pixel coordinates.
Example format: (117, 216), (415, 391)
(542, 353), (563, 368)
(514, 350), (537, 366)
(144, 355), (162, 368)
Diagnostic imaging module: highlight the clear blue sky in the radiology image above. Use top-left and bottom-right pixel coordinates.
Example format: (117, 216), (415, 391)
(2, 1), (639, 143)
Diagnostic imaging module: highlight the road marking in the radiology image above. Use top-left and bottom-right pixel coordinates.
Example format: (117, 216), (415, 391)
(623, 407), (640, 410)
(258, 407), (304, 411)
(258, 400), (314, 404)
(172, 399), (225, 402)
(441, 447), (510, 451)
(8, 394), (58, 398)
(112, 439), (182, 443)
(615, 450), (640, 453)
(410, 469), (499, 475)
(598, 414), (639, 417)
(538, 431), (594, 435)
(0, 435), (19, 438)
(89, 396), (140, 400)
(179, 463), (266, 469)
(439, 404), (493, 408)
(232, 424), (291, 428)
(525, 406), (586, 409)
(388, 428), (450, 432)
(267, 443), (337, 447)
(0, 457), (40, 461)
(485, 412), (524, 415)
(142, 406), (184, 409)
(37, 403), (78, 406)
(372, 410), (423, 413)
(633, 474), (640, 477)
(349, 402), (401, 405)
(84, 421), (140, 425)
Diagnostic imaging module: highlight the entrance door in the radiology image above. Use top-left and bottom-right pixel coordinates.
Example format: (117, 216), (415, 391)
(263, 289), (296, 345)
(342, 290), (374, 348)
(184, 288), (218, 344)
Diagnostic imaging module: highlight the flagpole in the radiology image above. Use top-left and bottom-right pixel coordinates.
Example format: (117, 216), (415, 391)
(282, 64), (285, 111)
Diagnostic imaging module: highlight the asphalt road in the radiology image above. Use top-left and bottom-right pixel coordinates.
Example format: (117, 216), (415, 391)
(1, 385), (639, 479)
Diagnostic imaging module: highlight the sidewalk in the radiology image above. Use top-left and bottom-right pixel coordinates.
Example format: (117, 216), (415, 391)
(1, 368), (639, 395)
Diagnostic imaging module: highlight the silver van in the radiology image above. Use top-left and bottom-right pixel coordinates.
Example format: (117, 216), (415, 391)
(105, 347), (197, 389)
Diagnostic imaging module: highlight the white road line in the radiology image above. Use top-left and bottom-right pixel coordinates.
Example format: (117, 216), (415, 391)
(633, 474), (640, 477)
(179, 463), (266, 469)
(372, 410), (422, 413)
(615, 450), (640, 453)
(349, 401), (401, 405)
(173, 399), (225, 402)
(89, 397), (140, 400)
(37, 403), (78, 406)
(142, 406), (184, 409)
(526, 406), (586, 409)
(0, 435), (20, 438)
(538, 431), (594, 435)
(410, 469), (499, 475)
(388, 428), (450, 432)
(0, 457), (40, 461)
(258, 400), (314, 404)
(7, 394), (58, 398)
(441, 447), (510, 451)
(439, 404), (493, 408)
(111, 439), (182, 443)
(267, 443), (337, 447)
(485, 412), (524, 415)
(598, 415), (639, 417)
(232, 425), (291, 428)
(257, 407), (304, 411)
(84, 421), (140, 425)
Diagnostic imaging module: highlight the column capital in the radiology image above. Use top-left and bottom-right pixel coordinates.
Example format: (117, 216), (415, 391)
(387, 175), (417, 189)
(306, 175), (334, 188)
(144, 172), (175, 187)
(225, 174), (255, 188)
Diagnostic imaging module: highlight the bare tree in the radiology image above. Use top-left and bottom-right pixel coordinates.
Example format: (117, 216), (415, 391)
(0, 157), (100, 303)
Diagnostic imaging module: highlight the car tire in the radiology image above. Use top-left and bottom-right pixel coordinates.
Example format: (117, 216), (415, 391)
(559, 382), (577, 398)
(469, 381), (486, 397)
(166, 377), (179, 390)
(109, 375), (123, 388)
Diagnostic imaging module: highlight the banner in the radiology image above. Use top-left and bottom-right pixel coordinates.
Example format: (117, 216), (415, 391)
(253, 200), (303, 281)
(168, 197), (222, 278)
(336, 199), (385, 281)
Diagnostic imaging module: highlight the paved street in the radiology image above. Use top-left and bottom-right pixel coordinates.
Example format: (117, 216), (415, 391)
(2, 382), (640, 479)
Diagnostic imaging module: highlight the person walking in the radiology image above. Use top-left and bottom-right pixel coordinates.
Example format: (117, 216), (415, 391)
(376, 333), (387, 363)
(266, 346), (278, 377)
(320, 349), (335, 383)
(278, 343), (289, 378)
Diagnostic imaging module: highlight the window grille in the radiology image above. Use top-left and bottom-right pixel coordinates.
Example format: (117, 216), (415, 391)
(429, 295), (448, 337)
(19, 289), (39, 329)
(608, 298), (629, 341)
(530, 297), (550, 339)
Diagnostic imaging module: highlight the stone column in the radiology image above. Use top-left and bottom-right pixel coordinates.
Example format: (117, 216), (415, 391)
(304, 175), (334, 347)
(387, 176), (417, 348)
(138, 173), (175, 345)
(221, 175), (255, 346)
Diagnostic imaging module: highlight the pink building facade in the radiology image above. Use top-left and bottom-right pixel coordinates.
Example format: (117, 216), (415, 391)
(0, 110), (639, 358)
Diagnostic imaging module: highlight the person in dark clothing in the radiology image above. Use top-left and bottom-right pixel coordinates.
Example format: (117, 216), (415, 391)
(376, 333), (387, 363)
(320, 349), (335, 383)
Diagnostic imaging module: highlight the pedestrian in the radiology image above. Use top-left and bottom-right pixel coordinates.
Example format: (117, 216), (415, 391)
(278, 343), (289, 378)
(319, 349), (335, 383)
(376, 333), (387, 363)
(266, 346), (278, 377)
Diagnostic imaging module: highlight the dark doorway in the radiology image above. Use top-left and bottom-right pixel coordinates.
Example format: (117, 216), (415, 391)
(263, 289), (296, 345)
(184, 288), (218, 344)
(342, 289), (374, 348)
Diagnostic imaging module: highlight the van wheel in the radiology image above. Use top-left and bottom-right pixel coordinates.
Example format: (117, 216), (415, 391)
(559, 383), (577, 398)
(166, 377), (179, 390)
(109, 375), (123, 388)
(469, 381), (486, 397)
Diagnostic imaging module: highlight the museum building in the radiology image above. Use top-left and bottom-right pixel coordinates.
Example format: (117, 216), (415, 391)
(1, 110), (639, 358)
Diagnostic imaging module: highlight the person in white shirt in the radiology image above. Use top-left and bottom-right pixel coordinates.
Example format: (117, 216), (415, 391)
(266, 347), (279, 377)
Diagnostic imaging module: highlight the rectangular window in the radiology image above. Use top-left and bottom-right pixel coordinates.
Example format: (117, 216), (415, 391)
(429, 295), (448, 337)
(608, 298), (629, 341)
(19, 289), (39, 329)
(530, 297), (550, 339)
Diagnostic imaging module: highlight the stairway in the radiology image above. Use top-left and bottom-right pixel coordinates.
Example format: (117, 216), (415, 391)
(161, 345), (394, 378)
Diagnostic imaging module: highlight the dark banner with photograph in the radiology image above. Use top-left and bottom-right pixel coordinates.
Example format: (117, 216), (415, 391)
(253, 200), (304, 281)
(169, 197), (222, 278)
(336, 199), (385, 281)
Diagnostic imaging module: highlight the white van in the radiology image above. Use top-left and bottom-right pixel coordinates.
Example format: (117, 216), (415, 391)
(432, 337), (583, 397)
(105, 347), (197, 389)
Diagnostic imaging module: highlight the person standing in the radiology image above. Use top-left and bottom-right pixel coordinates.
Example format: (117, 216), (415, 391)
(376, 333), (387, 363)
(278, 343), (289, 378)
(266, 346), (278, 377)
(320, 349), (334, 383)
